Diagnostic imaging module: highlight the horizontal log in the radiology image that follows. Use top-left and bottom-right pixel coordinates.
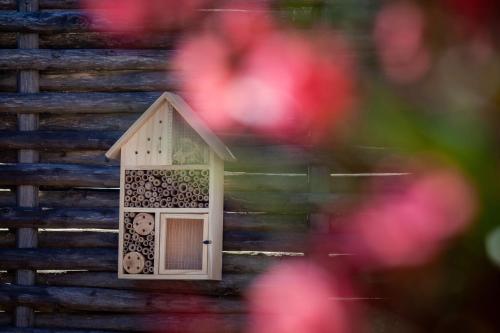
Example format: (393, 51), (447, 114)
(35, 313), (245, 333)
(0, 328), (117, 333)
(0, 188), (335, 213)
(0, 163), (119, 187)
(0, 11), (105, 33)
(36, 271), (254, 296)
(0, 131), (120, 150)
(0, 49), (172, 71)
(0, 163), (308, 192)
(0, 230), (307, 251)
(0, 207), (307, 231)
(0, 284), (245, 313)
(1, 70), (178, 93)
(0, 92), (161, 113)
(0, 248), (295, 273)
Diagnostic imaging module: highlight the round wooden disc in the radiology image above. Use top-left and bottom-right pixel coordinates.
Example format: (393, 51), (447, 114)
(123, 251), (145, 274)
(133, 213), (154, 235)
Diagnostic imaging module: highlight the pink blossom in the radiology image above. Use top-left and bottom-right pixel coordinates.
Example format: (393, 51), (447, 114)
(247, 260), (350, 333)
(175, 8), (356, 143)
(346, 167), (477, 268)
(374, 2), (431, 84)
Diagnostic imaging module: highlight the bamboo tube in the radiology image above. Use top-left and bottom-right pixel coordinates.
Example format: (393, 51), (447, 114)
(131, 183), (138, 190)
(126, 189), (133, 195)
(193, 188), (200, 195)
(133, 176), (141, 182)
(147, 252), (154, 260)
(161, 182), (168, 188)
(153, 179), (161, 186)
(129, 212), (136, 218)
(179, 183), (188, 193)
(142, 200), (150, 207)
(142, 247), (149, 255)
(123, 233), (130, 240)
(129, 244), (136, 251)
(152, 170), (160, 176)
(178, 201), (185, 208)
(138, 180), (145, 186)
(203, 195), (209, 201)
(197, 194), (204, 201)
(137, 187), (146, 195)
(183, 176), (191, 182)
(145, 182), (152, 190)
(125, 176), (133, 183)
(148, 266), (154, 273)
(153, 202), (160, 208)
(190, 202), (197, 208)
(201, 170), (209, 177)
(144, 191), (151, 198)
(198, 203), (204, 208)
(130, 196), (138, 203)
(166, 185), (173, 191)
(167, 202), (173, 208)
(149, 197), (155, 203)
(160, 199), (168, 207)
(178, 193), (185, 200)
(204, 203), (209, 208)
(137, 170), (144, 176)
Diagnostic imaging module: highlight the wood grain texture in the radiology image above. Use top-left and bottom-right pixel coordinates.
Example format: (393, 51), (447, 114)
(15, 0), (39, 327)
(0, 248), (297, 273)
(35, 313), (246, 333)
(0, 207), (307, 231)
(0, 92), (161, 113)
(0, 284), (246, 313)
(0, 49), (172, 70)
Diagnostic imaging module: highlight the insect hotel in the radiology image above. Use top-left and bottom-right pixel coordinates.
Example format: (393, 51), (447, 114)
(105, 92), (235, 280)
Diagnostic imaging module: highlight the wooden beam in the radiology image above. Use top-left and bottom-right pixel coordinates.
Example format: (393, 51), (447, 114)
(0, 49), (172, 70)
(35, 313), (246, 333)
(0, 248), (295, 273)
(0, 131), (121, 150)
(0, 92), (161, 113)
(0, 229), (307, 252)
(15, 0), (39, 328)
(0, 285), (246, 313)
(0, 207), (307, 232)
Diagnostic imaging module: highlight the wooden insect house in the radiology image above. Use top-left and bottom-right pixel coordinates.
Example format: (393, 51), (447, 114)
(105, 92), (235, 280)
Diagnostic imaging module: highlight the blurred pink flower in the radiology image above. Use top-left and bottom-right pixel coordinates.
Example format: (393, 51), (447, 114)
(247, 260), (350, 333)
(175, 8), (355, 143)
(84, 0), (206, 32)
(374, 2), (431, 84)
(346, 167), (477, 268)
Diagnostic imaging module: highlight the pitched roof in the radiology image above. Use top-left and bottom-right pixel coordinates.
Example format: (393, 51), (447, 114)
(105, 92), (236, 161)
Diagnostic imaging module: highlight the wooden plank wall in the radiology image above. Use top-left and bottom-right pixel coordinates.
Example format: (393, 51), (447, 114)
(0, 1), (401, 332)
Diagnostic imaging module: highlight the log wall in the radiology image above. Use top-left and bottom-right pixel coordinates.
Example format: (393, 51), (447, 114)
(0, 2), (401, 332)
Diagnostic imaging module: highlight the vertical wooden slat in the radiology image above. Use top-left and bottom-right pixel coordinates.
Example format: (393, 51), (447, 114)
(15, 0), (39, 327)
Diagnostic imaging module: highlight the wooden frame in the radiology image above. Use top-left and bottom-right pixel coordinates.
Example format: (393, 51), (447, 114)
(158, 213), (209, 276)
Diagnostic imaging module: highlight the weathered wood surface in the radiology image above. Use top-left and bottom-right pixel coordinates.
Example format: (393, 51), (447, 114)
(0, 92), (161, 113)
(0, 229), (307, 251)
(0, 285), (245, 313)
(0, 163), (308, 192)
(0, 328), (117, 333)
(0, 11), (106, 33)
(35, 313), (246, 333)
(0, 32), (179, 49)
(0, 206), (307, 231)
(0, 248), (295, 273)
(1, 70), (177, 92)
(0, 131), (120, 150)
(0, 49), (172, 70)
(36, 271), (253, 296)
